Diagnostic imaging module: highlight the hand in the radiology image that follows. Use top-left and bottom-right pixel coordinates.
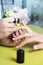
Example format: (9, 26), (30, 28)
(13, 23), (43, 50)
(0, 17), (25, 46)
(1, 25), (25, 46)
(0, 17), (15, 39)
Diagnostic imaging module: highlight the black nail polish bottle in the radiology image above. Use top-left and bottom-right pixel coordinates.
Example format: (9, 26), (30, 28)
(17, 49), (25, 63)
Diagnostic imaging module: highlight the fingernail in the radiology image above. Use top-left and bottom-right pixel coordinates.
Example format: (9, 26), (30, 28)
(12, 38), (14, 40)
(16, 46), (19, 48)
(33, 45), (38, 50)
(16, 46), (22, 49)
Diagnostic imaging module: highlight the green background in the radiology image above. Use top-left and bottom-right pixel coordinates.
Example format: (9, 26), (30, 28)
(0, 25), (43, 65)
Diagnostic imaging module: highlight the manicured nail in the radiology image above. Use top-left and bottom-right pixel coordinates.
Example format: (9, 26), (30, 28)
(33, 45), (38, 50)
(16, 46), (19, 48)
(12, 38), (14, 40)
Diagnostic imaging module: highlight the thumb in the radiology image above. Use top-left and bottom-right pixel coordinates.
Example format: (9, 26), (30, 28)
(3, 17), (14, 23)
(33, 43), (43, 50)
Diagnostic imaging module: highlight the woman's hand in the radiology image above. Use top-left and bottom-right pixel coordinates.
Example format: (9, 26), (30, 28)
(1, 26), (25, 46)
(13, 22), (43, 50)
(0, 17), (16, 39)
(0, 17), (25, 46)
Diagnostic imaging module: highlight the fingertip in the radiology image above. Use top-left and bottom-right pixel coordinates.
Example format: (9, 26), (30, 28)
(13, 34), (15, 37)
(16, 46), (19, 48)
(12, 38), (14, 41)
(16, 46), (21, 48)
(33, 45), (38, 50)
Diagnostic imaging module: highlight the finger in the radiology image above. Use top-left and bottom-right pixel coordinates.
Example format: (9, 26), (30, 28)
(16, 37), (34, 48)
(2, 17), (14, 23)
(17, 26), (26, 30)
(4, 28), (17, 32)
(4, 26), (28, 34)
(8, 26), (26, 32)
(15, 31), (19, 36)
(18, 29), (24, 41)
(2, 20), (16, 28)
(6, 23), (16, 28)
(13, 32), (21, 42)
(18, 29), (23, 35)
(21, 22), (33, 33)
(12, 33), (34, 41)
(16, 30), (23, 42)
(13, 34), (16, 38)
(2, 32), (12, 37)
(12, 34), (19, 43)
(33, 43), (43, 50)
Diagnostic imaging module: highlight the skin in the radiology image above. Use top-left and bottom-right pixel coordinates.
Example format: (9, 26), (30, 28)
(12, 22), (43, 50)
(0, 17), (25, 46)
(0, 18), (43, 50)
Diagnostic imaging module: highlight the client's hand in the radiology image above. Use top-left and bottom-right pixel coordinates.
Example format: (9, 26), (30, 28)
(13, 22), (43, 50)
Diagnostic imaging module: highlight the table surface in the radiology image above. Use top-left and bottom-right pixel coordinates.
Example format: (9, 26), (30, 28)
(0, 25), (43, 65)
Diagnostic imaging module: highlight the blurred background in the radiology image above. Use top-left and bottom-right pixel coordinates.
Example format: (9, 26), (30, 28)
(0, 0), (43, 27)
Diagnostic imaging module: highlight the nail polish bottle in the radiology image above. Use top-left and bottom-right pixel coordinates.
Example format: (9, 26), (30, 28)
(17, 49), (25, 63)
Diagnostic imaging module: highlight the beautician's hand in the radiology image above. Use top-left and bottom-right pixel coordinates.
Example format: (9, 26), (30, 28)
(1, 26), (25, 46)
(13, 22), (43, 50)
(0, 17), (16, 38)
(0, 17), (25, 46)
